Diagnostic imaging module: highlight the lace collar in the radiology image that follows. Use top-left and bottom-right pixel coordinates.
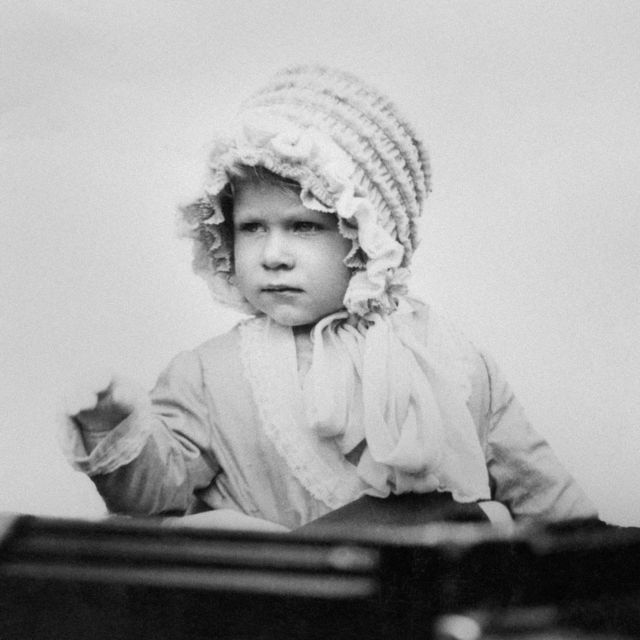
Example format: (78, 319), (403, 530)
(239, 316), (365, 510)
(239, 303), (491, 509)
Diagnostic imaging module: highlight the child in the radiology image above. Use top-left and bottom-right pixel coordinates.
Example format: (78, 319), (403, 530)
(61, 65), (597, 531)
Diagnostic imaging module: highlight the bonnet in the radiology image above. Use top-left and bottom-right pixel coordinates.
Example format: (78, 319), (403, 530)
(181, 64), (431, 318)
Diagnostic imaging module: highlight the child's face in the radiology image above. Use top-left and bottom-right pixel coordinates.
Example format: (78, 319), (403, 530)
(233, 180), (352, 327)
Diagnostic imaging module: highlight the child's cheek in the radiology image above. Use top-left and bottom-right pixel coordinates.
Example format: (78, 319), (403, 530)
(232, 244), (253, 295)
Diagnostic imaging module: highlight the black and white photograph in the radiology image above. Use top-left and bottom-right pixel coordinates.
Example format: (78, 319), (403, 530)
(2, 1), (639, 638)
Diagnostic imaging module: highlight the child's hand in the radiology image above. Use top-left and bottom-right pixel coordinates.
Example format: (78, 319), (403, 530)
(64, 370), (149, 433)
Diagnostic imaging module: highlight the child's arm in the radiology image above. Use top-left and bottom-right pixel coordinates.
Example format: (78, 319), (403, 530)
(479, 352), (598, 522)
(61, 352), (220, 516)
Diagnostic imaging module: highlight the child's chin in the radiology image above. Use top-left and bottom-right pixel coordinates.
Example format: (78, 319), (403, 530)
(271, 312), (345, 329)
(265, 309), (320, 328)
(261, 303), (346, 328)
(270, 315), (317, 328)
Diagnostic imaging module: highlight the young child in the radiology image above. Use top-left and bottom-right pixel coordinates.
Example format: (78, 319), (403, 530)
(61, 65), (597, 531)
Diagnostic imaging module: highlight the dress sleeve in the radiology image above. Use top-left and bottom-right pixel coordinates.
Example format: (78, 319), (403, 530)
(480, 352), (598, 521)
(63, 350), (220, 515)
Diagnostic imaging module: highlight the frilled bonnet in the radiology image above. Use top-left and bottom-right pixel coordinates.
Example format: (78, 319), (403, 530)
(181, 65), (431, 318)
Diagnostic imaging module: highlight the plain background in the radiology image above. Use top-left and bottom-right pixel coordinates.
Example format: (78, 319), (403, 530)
(2, 0), (639, 524)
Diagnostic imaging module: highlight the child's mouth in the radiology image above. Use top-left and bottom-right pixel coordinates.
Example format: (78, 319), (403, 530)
(262, 285), (302, 293)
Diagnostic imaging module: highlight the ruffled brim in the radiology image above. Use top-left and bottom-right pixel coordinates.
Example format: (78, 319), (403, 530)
(180, 112), (413, 319)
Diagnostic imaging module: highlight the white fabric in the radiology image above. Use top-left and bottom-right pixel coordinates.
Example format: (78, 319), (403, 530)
(240, 303), (492, 507)
(239, 317), (366, 510)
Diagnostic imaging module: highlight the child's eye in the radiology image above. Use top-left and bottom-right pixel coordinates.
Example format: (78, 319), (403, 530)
(236, 222), (264, 233)
(293, 221), (322, 233)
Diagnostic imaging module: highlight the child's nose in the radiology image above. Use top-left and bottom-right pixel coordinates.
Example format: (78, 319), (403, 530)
(261, 231), (294, 269)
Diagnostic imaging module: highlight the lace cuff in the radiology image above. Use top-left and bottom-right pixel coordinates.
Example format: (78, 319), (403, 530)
(59, 409), (152, 477)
